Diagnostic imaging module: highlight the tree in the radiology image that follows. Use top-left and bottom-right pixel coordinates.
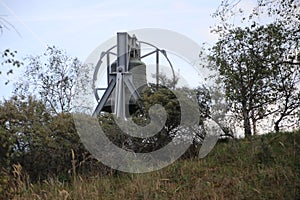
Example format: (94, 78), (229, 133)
(209, 22), (300, 136)
(210, 25), (277, 136)
(0, 95), (103, 182)
(256, 0), (299, 25)
(212, 0), (299, 34)
(97, 84), (185, 154)
(271, 45), (300, 132)
(15, 46), (84, 114)
(0, 96), (52, 177)
(210, 0), (300, 135)
(96, 81), (211, 158)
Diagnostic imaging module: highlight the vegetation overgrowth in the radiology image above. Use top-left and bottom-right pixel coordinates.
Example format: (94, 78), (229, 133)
(1, 129), (299, 199)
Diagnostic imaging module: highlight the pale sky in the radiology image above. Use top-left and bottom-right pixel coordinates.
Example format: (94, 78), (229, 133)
(0, 0), (258, 99)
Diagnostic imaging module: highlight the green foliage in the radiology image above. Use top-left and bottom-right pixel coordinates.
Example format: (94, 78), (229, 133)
(96, 84), (211, 157)
(97, 85), (184, 154)
(4, 129), (300, 199)
(0, 82), (298, 199)
(0, 95), (104, 182)
(210, 24), (278, 136)
(140, 85), (181, 136)
(210, 0), (300, 135)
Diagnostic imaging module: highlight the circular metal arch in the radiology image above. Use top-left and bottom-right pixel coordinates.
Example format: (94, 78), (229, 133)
(92, 41), (177, 102)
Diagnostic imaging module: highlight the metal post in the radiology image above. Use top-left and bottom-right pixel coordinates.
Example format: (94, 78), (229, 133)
(114, 33), (129, 118)
(115, 72), (126, 118)
(117, 32), (128, 72)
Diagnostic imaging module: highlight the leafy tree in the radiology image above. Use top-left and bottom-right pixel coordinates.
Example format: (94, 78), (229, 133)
(96, 82), (211, 158)
(97, 85), (183, 154)
(0, 96), (52, 176)
(271, 46), (300, 132)
(210, 0), (300, 135)
(0, 95), (99, 181)
(15, 46), (84, 114)
(210, 25), (276, 136)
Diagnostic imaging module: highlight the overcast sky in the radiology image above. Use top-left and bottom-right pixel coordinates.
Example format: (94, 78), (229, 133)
(0, 0), (258, 98)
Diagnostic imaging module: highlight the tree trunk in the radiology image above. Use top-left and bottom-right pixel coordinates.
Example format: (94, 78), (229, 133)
(242, 108), (252, 137)
(274, 114), (285, 133)
(252, 119), (257, 135)
(250, 109), (257, 135)
(274, 121), (280, 133)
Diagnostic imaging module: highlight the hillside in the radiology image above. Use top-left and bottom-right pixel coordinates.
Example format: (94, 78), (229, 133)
(6, 129), (300, 200)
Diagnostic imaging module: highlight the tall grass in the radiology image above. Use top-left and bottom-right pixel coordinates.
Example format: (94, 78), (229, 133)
(4, 130), (300, 200)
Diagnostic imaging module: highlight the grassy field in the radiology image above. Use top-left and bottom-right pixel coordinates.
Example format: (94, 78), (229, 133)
(5, 130), (300, 199)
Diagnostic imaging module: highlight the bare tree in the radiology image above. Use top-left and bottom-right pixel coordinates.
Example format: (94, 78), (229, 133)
(15, 46), (85, 114)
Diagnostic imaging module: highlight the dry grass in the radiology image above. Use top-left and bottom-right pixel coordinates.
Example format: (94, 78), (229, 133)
(3, 130), (300, 200)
